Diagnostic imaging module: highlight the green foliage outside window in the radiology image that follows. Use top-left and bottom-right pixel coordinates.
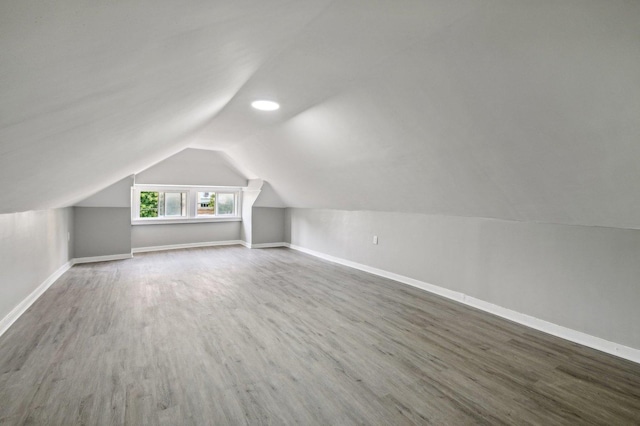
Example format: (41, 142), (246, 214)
(208, 193), (215, 209)
(140, 191), (159, 217)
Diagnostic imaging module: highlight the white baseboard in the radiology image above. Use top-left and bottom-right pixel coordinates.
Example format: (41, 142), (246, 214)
(133, 240), (244, 254)
(247, 242), (288, 249)
(0, 260), (73, 338)
(72, 253), (133, 264)
(286, 243), (640, 364)
(133, 240), (288, 252)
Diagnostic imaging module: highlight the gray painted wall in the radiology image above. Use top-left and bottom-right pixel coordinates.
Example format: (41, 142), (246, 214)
(287, 208), (640, 350)
(252, 207), (285, 245)
(132, 222), (241, 249)
(0, 208), (73, 323)
(73, 207), (131, 258)
(73, 177), (133, 259)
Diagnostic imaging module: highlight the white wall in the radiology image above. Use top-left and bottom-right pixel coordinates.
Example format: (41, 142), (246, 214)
(74, 176), (133, 208)
(286, 208), (640, 351)
(207, 1), (640, 231)
(135, 148), (247, 187)
(240, 179), (264, 245)
(253, 182), (286, 208)
(0, 208), (74, 324)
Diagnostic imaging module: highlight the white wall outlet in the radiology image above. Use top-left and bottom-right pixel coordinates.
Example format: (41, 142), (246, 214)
(373, 235), (378, 245)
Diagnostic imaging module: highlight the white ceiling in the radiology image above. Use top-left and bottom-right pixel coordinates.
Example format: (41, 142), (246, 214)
(2, 1), (639, 229)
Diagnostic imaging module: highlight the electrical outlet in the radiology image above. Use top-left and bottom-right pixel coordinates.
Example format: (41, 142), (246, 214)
(373, 235), (378, 245)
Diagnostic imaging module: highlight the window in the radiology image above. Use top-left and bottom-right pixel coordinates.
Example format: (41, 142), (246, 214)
(132, 185), (241, 225)
(139, 191), (187, 218)
(197, 192), (215, 216)
(197, 192), (236, 217)
(217, 193), (235, 215)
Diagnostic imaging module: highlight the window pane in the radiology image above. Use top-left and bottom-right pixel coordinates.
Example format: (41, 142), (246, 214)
(164, 192), (185, 217)
(217, 193), (235, 215)
(140, 192), (159, 218)
(197, 192), (215, 216)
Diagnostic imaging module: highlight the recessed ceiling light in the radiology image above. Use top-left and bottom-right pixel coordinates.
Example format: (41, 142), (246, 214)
(251, 100), (280, 111)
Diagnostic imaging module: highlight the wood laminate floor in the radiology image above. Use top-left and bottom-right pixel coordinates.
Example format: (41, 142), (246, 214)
(1, 246), (639, 425)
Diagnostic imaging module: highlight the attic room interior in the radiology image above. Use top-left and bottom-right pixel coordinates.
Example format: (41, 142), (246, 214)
(1, 0), (639, 424)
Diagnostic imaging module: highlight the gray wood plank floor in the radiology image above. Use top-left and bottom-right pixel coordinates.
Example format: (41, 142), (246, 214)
(1, 246), (639, 425)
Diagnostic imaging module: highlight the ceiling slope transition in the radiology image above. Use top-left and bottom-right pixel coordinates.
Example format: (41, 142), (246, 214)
(1, 1), (639, 229)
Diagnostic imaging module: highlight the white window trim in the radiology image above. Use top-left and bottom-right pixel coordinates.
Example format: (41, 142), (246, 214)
(131, 184), (242, 225)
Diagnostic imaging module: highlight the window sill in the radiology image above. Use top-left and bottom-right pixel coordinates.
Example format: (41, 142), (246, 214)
(131, 217), (242, 226)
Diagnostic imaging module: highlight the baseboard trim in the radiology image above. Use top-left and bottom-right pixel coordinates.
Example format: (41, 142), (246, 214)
(286, 243), (640, 364)
(133, 240), (244, 254)
(248, 242), (288, 249)
(0, 260), (73, 338)
(72, 253), (133, 264)
(132, 240), (289, 252)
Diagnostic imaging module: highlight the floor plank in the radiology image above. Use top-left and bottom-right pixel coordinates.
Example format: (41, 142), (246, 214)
(0, 246), (639, 425)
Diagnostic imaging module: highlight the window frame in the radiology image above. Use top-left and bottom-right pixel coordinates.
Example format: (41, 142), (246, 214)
(132, 184), (242, 225)
(196, 191), (237, 218)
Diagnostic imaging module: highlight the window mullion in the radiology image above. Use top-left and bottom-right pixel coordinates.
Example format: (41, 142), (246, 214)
(188, 188), (196, 219)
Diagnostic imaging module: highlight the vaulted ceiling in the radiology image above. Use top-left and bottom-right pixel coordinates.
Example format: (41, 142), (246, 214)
(2, 1), (639, 228)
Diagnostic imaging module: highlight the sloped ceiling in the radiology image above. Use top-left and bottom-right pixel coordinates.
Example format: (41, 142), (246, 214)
(2, 1), (639, 229)
(134, 148), (248, 187)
